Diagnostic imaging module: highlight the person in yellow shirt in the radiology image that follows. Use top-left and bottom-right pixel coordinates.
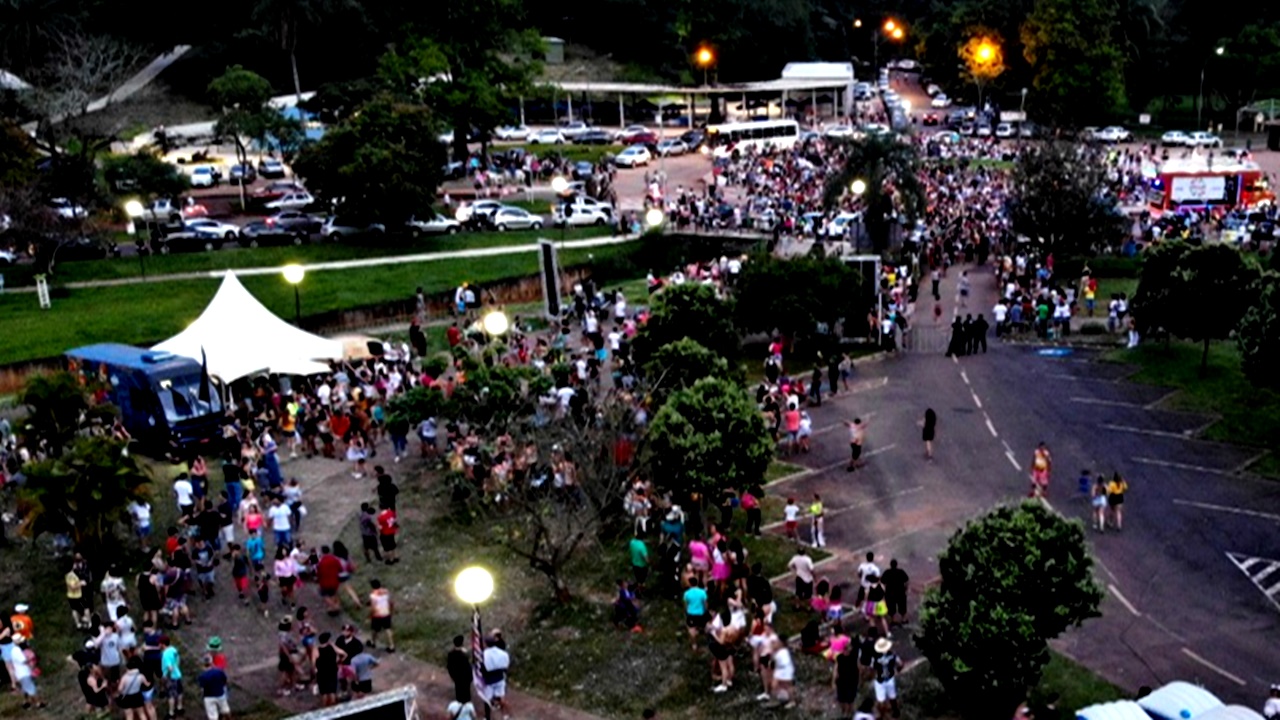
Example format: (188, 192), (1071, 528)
(809, 494), (825, 549)
(1106, 473), (1129, 530)
(66, 570), (90, 630)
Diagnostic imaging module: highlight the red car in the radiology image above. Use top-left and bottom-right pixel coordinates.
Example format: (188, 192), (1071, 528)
(622, 131), (659, 146)
(252, 181), (306, 202)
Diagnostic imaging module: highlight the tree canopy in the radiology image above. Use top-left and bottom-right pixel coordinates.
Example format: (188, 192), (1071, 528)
(916, 502), (1104, 719)
(1008, 142), (1128, 257)
(640, 338), (731, 404)
(1236, 272), (1280, 391)
(823, 134), (925, 252)
(733, 253), (863, 343)
(630, 283), (739, 369)
(645, 376), (773, 497)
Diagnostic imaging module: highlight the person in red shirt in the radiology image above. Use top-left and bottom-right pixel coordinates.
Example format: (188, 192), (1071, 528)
(446, 322), (462, 348)
(376, 509), (399, 565)
(316, 547), (344, 615)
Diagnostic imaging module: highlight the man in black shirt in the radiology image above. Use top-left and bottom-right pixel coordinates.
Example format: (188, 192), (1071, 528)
(745, 563), (774, 615)
(881, 559), (910, 627)
(375, 468), (399, 512)
(446, 635), (472, 703)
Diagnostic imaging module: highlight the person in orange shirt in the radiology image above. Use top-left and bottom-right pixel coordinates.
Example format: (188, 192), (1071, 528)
(11, 604), (33, 641)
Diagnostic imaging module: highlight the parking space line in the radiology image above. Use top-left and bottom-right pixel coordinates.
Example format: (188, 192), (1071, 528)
(1174, 499), (1280, 521)
(1101, 423), (1191, 439)
(1143, 390), (1179, 410)
(1134, 457), (1235, 477)
(1070, 397), (1146, 408)
(984, 416), (998, 438)
(1181, 648), (1247, 686)
(971, 391), (983, 409)
(960, 370), (970, 385)
(1005, 451), (1022, 472)
(1107, 583), (1142, 617)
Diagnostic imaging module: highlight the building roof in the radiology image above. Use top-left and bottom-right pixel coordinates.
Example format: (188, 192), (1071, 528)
(552, 77), (853, 96)
(781, 62), (855, 80)
(1160, 155), (1261, 174)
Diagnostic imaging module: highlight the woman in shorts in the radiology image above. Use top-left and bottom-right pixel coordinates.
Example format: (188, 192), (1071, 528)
(1091, 476), (1109, 531)
(1029, 442), (1052, 497)
(1106, 472), (1129, 530)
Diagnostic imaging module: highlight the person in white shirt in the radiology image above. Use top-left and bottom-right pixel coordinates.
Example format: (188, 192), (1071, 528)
(267, 497), (293, 548)
(482, 638), (511, 715)
(992, 301), (1008, 337)
(782, 499), (801, 543)
(173, 475), (195, 517)
(787, 549), (815, 609)
(1263, 684), (1280, 719)
(128, 500), (152, 545)
(856, 552), (881, 605)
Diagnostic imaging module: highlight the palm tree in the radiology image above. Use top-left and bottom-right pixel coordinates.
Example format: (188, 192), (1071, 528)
(823, 133), (925, 252)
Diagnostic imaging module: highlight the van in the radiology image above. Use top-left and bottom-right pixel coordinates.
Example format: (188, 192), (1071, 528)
(65, 343), (224, 451)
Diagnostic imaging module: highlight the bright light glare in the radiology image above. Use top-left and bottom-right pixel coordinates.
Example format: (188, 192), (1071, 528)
(124, 200), (145, 218)
(282, 264), (305, 284)
(482, 310), (510, 336)
(850, 179), (867, 196)
(551, 176), (569, 194)
(455, 566), (495, 605)
(645, 208), (665, 227)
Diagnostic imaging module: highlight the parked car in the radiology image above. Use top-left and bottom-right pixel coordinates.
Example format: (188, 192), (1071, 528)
(1092, 126), (1132, 143)
(614, 146), (652, 167)
(494, 125), (531, 141)
(820, 212), (863, 238)
(50, 236), (119, 266)
(322, 216), (386, 241)
(558, 121), (592, 139)
(922, 113), (940, 126)
(189, 165), (221, 188)
(573, 130), (613, 145)
(1019, 123), (1039, 139)
(264, 210), (323, 234)
(1160, 130), (1190, 147)
(931, 93), (952, 108)
(925, 83), (942, 97)
(528, 129), (566, 145)
(975, 124), (993, 138)
(405, 213), (462, 237)
(571, 161), (595, 180)
(257, 158), (286, 178)
(679, 129), (706, 150)
(228, 164), (257, 185)
(263, 191), (315, 211)
(0, 248), (16, 266)
(553, 204), (610, 227)
(49, 198), (87, 220)
(488, 206), (543, 231)
(655, 138), (689, 156)
(238, 220), (307, 247)
(621, 131), (659, 147)
(1187, 131), (1223, 148)
(824, 125), (856, 138)
(153, 228), (222, 254)
(959, 122), (975, 136)
(995, 122), (1015, 139)
(183, 218), (240, 241)
(253, 181), (306, 203)
(455, 199), (505, 225)
(615, 125), (652, 142)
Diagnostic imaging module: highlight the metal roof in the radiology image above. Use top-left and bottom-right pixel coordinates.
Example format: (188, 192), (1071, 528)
(1160, 155), (1262, 174)
(66, 343), (199, 372)
(551, 78), (853, 95)
(781, 62), (856, 80)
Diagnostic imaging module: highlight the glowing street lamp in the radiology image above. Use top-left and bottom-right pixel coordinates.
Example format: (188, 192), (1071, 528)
(551, 175), (569, 195)
(883, 19), (896, 33)
(455, 566), (495, 708)
(645, 207), (665, 232)
(850, 179), (867, 196)
(482, 309), (510, 337)
(853, 18), (863, 28)
(282, 263), (305, 326)
(1199, 46), (1227, 130)
(696, 47), (715, 86)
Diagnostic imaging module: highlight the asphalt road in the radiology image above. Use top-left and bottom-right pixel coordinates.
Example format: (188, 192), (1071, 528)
(764, 264), (1280, 706)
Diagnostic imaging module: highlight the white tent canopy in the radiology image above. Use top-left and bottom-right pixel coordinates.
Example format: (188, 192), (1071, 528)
(1076, 700), (1152, 720)
(1138, 681), (1224, 720)
(1195, 707), (1266, 720)
(153, 272), (342, 382)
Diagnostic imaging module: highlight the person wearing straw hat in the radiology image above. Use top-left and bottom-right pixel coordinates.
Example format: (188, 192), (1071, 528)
(872, 637), (903, 719)
(1264, 683), (1280, 719)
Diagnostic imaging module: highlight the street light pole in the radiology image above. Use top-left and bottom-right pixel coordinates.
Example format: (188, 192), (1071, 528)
(282, 263), (305, 327)
(293, 285), (301, 326)
(1199, 46), (1225, 131)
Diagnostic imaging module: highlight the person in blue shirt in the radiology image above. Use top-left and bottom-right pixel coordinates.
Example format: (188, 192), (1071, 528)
(682, 578), (709, 652)
(196, 654), (230, 720)
(245, 530), (266, 572)
(159, 636), (183, 718)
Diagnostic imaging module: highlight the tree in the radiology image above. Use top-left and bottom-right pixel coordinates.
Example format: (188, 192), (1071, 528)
(208, 65), (303, 209)
(484, 403), (635, 602)
(248, 0), (348, 100)
(20, 371), (93, 456)
(102, 151), (189, 199)
(1008, 142), (1128, 257)
(630, 283), (738, 368)
(645, 377), (773, 497)
(292, 97), (446, 220)
(640, 338), (731, 404)
(1237, 273), (1280, 391)
(379, 1), (543, 160)
(1132, 241), (1258, 375)
(823, 134), (925, 252)
(1021, 0), (1127, 125)
(958, 32), (1008, 110)
(18, 436), (152, 571)
(915, 502), (1103, 719)
(733, 253), (863, 344)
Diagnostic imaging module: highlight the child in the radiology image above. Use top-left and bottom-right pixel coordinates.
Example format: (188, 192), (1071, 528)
(783, 498), (800, 542)
(246, 529), (266, 572)
(1078, 469), (1092, 497)
(255, 572), (272, 617)
(230, 544), (251, 605)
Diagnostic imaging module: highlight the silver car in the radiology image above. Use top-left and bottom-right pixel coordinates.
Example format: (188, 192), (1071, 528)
(406, 213), (462, 236)
(489, 206), (544, 232)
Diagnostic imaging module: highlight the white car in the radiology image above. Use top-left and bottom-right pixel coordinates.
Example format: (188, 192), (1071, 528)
(494, 125), (531, 141)
(438, 130), (455, 145)
(995, 122), (1015, 139)
(824, 125), (856, 138)
(189, 165), (219, 187)
(50, 198), (87, 220)
(406, 213), (461, 236)
(264, 191), (315, 211)
(558, 121), (591, 139)
(1187, 131), (1223, 148)
(821, 212), (863, 238)
(1160, 130), (1190, 147)
(554, 204), (610, 227)
(455, 199), (505, 223)
(615, 124), (651, 141)
(925, 83), (942, 97)
(976, 124), (993, 138)
(183, 218), (240, 240)
(529, 129), (566, 145)
(0, 248), (16, 266)
(1093, 126), (1132, 143)
(655, 138), (689, 156)
(931, 94), (952, 108)
(614, 146), (652, 168)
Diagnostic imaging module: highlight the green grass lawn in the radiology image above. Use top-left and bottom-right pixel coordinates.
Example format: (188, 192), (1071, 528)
(508, 143), (625, 165)
(0, 240), (635, 365)
(1109, 340), (1280, 477)
(3, 227), (612, 289)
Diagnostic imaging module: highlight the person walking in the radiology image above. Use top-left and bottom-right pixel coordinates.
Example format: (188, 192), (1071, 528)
(921, 408), (937, 461)
(809, 494), (826, 549)
(833, 632), (859, 718)
(872, 638), (904, 719)
(1106, 472), (1129, 531)
(160, 635), (184, 719)
(368, 580), (395, 653)
(1091, 476), (1109, 532)
(482, 635), (511, 720)
(197, 654), (232, 720)
(788, 548), (815, 610)
(1029, 442), (1052, 498)
(881, 559), (910, 627)
(845, 418), (867, 471)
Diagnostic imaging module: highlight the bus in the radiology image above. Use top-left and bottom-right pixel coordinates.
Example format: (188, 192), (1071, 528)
(1148, 155), (1274, 214)
(705, 119), (801, 158)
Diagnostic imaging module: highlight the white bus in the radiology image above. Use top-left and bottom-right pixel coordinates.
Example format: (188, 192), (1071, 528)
(705, 119), (801, 157)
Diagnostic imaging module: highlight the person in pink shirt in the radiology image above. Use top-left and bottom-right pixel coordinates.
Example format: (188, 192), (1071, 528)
(688, 537), (710, 586)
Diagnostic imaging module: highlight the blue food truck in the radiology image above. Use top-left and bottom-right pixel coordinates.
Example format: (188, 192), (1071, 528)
(65, 343), (224, 451)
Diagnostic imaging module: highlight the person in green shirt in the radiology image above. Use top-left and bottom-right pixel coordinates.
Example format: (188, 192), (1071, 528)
(628, 533), (649, 590)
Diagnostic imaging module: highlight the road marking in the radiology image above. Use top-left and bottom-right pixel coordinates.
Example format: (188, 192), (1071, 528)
(1070, 397), (1145, 408)
(971, 391), (983, 409)
(984, 415), (998, 438)
(1174, 499), (1280, 522)
(1107, 583), (1142, 617)
(1134, 458), (1235, 477)
(814, 411), (878, 436)
(1144, 390), (1179, 410)
(1226, 552), (1280, 612)
(951, 355), (958, 365)
(1001, 439), (1014, 454)
(1042, 373), (1123, 383)
(1101, 423), (1193, 439)
(1005, 451), (1022, 472)
(1181, 647), (1247, 686)
(764, 443), (897, 487)
(960, 370), (970, 385)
